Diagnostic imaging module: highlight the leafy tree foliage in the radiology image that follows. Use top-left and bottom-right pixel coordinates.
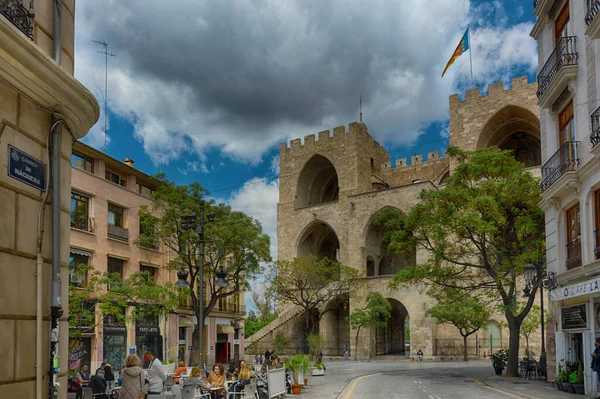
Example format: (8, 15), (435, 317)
(519, 304), (545, 356)
(378, 147), (545, 376)
(425, 295), (491, 361)
(347, 292), (391, 360)
(136, 175), (271, 363)
(268, 254), (360, 338)
(68, 264), (182, 337)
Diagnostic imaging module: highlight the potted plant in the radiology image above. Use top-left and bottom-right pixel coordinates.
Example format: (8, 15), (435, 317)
(299, 354), (312, 386)
(285, 355), (305, 395)
(556, 365), (567, 391)
(572, 362), (585, 395)
(490, 349), (507, 376)
(312, 361), (326, 376)
(565, 371), (577, 393)
(307, 334), (326, 376)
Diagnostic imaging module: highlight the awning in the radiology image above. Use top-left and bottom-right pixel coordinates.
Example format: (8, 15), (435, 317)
(106, 253), (129, 261)
(179, 316), (194, 327)
(70, 247), (93, 257)
(217, 325), (235, 334)
(139, 261), (159, 267)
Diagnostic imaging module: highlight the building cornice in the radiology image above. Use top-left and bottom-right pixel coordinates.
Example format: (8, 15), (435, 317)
(0, 16), (99, 138)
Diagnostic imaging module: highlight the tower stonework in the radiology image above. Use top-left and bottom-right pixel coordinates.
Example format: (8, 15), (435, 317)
(248, 77), (543, 360)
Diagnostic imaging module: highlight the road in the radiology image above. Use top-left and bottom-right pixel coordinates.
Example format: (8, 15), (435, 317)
(303, 359), (523, 399)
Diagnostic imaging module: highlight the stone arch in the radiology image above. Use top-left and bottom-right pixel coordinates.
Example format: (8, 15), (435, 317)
(477, 105), (541, 167)
(363, 207), (415, 276)
(320, 293), (349, 356)
(297, 220), (340, 260)
(438, 170), (450, 186)
(295, 154), (339, 208)
(376, 299), (409, 355)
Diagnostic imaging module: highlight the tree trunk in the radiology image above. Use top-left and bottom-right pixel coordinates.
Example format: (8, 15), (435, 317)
(354, 326), (361, 361)
(506, 316), (522, 377)
(463, 335), (468, 361)
(525, 335), (529, 357)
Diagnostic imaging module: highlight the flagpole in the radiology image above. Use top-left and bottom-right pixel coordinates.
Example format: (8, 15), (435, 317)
(468, 24), (474, 88)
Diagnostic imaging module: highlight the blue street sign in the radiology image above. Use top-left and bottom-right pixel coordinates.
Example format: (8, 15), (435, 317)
(8, 145), (46, 192)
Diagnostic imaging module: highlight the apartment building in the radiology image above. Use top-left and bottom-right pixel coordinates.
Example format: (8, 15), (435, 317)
(0, 1), (99, 397)
(532, 0), (600, 393)
(68, 141), (245, 372)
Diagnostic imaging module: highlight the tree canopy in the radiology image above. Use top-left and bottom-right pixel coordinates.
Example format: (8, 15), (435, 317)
(347, 292), (391, 360)
(268, 254), (360, 337)
(378, 146), (545, 376)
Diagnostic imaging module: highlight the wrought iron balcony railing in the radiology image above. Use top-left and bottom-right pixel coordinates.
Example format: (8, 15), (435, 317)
(534, 0), (539, 9)
(591, 106), (600, 148)
(587, 0), (600, 26)
(566, 238), (582, 270)
(537, 36), (578, 99)
(108, 224), (129, 242)
(540, 141), (580, 192)
(0, 0), (34, 39)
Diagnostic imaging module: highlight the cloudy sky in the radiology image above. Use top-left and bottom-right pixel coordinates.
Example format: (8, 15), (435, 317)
(74, 0), (537, 271)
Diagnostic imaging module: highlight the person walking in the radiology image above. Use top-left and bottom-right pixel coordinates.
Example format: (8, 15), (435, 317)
(120, 354), (145, 399)
(592, 338), (600, 398)
(144, 349), (167, 395)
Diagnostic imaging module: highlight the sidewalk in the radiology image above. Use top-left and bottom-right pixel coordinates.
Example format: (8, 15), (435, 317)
(479, 375), (595, 399)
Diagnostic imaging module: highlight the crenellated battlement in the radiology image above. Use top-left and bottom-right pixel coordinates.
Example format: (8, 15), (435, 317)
(449, 76), (535, 106)
(279, 122), (389, 158)
(380, 150), (446, 170)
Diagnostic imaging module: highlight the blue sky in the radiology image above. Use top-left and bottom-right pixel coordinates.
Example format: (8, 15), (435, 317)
(74, 1), (539, 274)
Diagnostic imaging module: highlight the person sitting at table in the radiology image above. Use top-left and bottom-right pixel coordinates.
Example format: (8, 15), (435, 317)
(104, 363), (115, 389)
(228, 364), (253, 397)
(173, 360), (187, 384)
(207, 363), (226, 398)
(183, 367), (204, 386)
(88, 368), (108, 399)
(120, 354), (145, 399)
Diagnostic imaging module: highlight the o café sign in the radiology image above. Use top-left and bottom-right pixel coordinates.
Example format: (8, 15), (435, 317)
(551, 277), (600, 301)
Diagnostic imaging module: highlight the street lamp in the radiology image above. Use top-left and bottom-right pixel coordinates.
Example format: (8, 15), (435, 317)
(215, 267), (228, 288)
(175, 268), (190, 288)
(522, 261), (546, 379)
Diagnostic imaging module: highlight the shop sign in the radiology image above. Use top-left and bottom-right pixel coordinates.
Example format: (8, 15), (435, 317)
(136, 316), (160, 335)
(550, 276), (600, 301)
(561, 304), (588, 330)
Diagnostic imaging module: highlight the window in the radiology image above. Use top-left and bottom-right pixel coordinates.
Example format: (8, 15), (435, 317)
(71, 192), (90, 231)
(139, 220), (158, 249)
(566, 203), (582, 270)
(179, 327), (187, 340)
(218, 296), (227, 312)
(140, 264), (156, 282)
(105, 168), (127, 187)
(107, 257), (124, 290)
(137, 183), (155, 197)
(554, 1), (569, 44)
(72, 152), (94, 173)
(595, 190), (600, 260)
(559, 101), (575, 146)
(108, 204), (124, 228)
(69, 252), (89, 287)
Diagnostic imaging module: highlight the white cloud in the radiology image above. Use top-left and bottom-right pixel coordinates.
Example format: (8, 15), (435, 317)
(74, 0), (536, 164)
(270, 156), (280, 176)
(227, 178), (279, 262)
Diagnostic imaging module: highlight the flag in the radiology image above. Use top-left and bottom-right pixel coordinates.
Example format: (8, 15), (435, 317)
(441, 28), (470, 78)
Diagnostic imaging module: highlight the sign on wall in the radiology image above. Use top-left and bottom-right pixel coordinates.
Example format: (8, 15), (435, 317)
(7, 145), (46, 191)
(550, 276), (600, 301)
(561, 304), (588, 330)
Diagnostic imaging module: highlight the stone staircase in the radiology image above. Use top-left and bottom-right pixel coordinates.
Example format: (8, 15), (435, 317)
(245, 304), (305, 347)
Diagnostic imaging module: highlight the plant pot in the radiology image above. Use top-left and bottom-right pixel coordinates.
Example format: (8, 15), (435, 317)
(493, 366), (503, 376)
(554, 381), (561, 390)
(572, 383), (585, 394)
(563, 382), (575, 393)
(304, 377), (308, 386)
(312, 368), (325, 376)
(291, 383), (303, 395)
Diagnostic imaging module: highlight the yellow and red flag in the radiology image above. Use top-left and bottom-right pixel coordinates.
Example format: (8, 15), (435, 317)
(442, 28), (470, 78)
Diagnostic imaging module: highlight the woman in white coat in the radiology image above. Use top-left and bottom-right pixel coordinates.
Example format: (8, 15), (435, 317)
(120, 354), (145, 399)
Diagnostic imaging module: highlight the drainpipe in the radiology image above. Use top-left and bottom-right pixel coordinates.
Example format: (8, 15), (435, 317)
(50, 1), (64, 398)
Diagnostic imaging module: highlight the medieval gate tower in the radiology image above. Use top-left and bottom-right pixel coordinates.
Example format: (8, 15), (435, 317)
(248, 77), (542, 360)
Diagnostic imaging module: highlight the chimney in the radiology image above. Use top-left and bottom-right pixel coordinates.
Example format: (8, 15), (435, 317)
(124, 157), (135, 168)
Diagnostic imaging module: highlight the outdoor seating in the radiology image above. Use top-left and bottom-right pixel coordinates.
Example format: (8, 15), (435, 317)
(519, 360), (538, 380)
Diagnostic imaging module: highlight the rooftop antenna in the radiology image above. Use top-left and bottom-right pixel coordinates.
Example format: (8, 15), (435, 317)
(150, 153), (164, 173)
(359, 95), (363, 123)
(92, 40), (115, 154)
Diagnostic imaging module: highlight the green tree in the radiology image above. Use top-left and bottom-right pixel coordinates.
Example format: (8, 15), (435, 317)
(137, 175), (271, 363)
(519, 304), (544, 357)
(347, 292), (392, 361)
(425, 295), (491, 361)
(379, 147), (545, 376)
(268, 254), (360, 341)
(68, 264), (182, 337)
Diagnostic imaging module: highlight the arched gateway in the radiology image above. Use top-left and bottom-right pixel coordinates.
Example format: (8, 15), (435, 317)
(376, 299), (409, 356)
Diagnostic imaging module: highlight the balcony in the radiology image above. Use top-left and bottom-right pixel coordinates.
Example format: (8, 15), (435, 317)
(587, 0), (600, 39)
(537, 36), (578, 108)
(0, 0), (34, 39)
(108, 224), (129, 242)
(566, 239), (582, 270)
(533, 0), (554, 17)
(591, 107), (600, 149)
(540, 141), (580, 192)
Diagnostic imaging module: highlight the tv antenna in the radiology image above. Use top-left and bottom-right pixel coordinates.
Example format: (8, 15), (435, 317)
(150, 153), (165, 173)
(93, 40), (115, 154)
(359, 95), (363, 123)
